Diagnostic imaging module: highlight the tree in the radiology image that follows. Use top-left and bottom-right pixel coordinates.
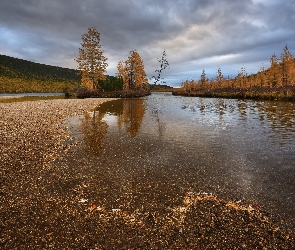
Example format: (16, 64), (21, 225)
(267, 53), (280, 87)
(182, 79), (190, 92)
(189, 79), (197, 91)
(280, 44), (294, 86)
(198, 69), (209, 89)
(117, 60), (128, 89)
(235, 67), (247, 88)
(200, 69), (208, 86)
(75, 27), (108, 89)
(117, 50), (148, 90)
(152, 50), (169, 86)
(127, 50), (148, 89)
(258, 64), (266, 87)
(97, 76), (123, 91)
(216, 68), (224, 88)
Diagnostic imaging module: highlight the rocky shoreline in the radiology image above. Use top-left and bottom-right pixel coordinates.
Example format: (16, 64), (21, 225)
(0, 98), (294, 249)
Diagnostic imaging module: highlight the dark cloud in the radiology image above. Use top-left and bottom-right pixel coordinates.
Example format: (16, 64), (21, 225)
(0, 0), (294, 86)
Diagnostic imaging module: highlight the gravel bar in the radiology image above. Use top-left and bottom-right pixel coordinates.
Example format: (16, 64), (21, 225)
(0, 98), (294, 249)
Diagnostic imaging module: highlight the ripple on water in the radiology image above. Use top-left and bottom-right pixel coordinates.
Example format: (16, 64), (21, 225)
(65, 93), (295, 230)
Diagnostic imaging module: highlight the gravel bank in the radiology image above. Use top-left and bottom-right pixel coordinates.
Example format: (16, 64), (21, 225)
(0, 98), (294, 249)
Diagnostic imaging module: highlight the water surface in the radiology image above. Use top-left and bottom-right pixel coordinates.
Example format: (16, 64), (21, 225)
(65, 93), (295, 230)
(0, 93), (66, 103)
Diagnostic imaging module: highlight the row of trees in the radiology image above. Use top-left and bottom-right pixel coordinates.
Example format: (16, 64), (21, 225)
(76, 27), (149, 92)
(181, 45), (295, 91)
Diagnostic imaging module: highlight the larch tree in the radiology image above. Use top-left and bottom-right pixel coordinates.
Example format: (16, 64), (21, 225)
(189, 79), (197, 91)
(259, 64), (266, 87)
(75, 27), (108, 89)
(127, 50), (148, 89)
(280, 44), (294, 86)
(236, 67), (247, 88)
(200, 69), (208, 86)
(267, 53), (280, 87)
(216, 68), (224, 88)
(117, 60), (128, 89)
(117, 50), (148, 90)
(182, 79), (190, 92)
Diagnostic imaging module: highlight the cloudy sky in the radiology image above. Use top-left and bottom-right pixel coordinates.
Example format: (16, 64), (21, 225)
(0, 0), (294, 86)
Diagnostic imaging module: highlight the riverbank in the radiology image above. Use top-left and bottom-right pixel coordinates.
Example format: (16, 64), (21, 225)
(0, 95), (24, 99)
(172, 86), (295, 101)
(0, 98), (294, 249)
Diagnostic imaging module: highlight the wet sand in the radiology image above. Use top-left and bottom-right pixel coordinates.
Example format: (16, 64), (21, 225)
(0, 98), (294, 249)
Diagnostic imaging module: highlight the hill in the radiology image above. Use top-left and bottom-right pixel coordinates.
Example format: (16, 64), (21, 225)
(150, 84), (173, 92)
(0, 54), (80, 93)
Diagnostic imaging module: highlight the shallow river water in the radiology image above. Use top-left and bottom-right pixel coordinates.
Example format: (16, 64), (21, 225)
(0, 93), (66, 103)
(65, 92), (295, 230)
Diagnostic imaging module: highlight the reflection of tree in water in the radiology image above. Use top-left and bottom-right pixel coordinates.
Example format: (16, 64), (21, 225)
(118, 99), (145, 137)
(89, 98), (145, 143)
(237, 100), (248, 121)
(235, 100), (295, 144)
(80, 110), (108, 154)
(257, 101), (295, 133)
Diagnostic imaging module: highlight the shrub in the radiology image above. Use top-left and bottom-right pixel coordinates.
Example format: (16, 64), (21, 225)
(76, 88), (150, 99)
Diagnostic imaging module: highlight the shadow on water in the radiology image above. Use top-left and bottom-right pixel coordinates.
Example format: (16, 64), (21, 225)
(63, 93), (295, 230)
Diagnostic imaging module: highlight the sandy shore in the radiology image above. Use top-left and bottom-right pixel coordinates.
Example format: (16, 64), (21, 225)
(0, 98), (294, 249)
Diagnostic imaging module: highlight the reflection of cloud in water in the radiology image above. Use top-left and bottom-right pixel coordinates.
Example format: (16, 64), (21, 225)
(102, 114), (117, 126)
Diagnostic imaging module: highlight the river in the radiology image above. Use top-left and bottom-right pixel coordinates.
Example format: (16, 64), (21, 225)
(64, 92), (295, 230)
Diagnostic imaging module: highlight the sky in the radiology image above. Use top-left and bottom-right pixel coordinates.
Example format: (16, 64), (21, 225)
(0, 0), (295, 87)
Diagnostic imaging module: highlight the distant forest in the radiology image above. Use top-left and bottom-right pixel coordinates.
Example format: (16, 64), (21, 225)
(180, 45), (295, 91)
(173, 45), (295, 100)
(0, 54), (80, 93)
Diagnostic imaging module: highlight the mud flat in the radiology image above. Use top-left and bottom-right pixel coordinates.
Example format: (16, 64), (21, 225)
(0, 98), (294, 249)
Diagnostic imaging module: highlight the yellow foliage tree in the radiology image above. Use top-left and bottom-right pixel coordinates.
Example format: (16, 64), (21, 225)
(117, 60), (129, 89)
(117, 50), (148, 90)
(199, 69), (208, 87)
(280, 45), (295, 86)
(75, 27), (108, 89)
(267, 54), (281, 87)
